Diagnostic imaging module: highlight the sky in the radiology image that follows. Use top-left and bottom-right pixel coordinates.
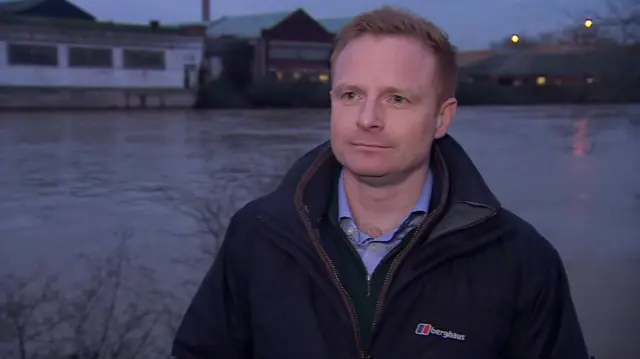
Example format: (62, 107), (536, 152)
(71, 0), (609, 50)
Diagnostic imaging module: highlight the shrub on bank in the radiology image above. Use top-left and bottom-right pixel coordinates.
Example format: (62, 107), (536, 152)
(194, 78), (249, 109)
(456, 81), (640, 105)
(197, 79), (330, 109)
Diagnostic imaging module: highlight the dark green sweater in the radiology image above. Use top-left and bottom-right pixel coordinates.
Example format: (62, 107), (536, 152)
(325, 180), (415, 349)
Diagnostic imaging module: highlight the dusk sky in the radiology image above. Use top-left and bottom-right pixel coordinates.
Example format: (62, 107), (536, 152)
(72, 0), (608, 49)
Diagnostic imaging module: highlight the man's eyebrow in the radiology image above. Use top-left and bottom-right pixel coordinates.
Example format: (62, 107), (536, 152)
(332, 84), (423, 100)
(379, 86), (422, 98)
(332, 83), (365, 93)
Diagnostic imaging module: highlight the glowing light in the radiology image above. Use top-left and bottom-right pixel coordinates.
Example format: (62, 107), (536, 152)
(511, 34), (520, 43)
(536, 76), (547, 85)
(584, 19), (593, 28)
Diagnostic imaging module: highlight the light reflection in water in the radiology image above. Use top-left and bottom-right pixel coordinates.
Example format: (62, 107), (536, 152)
(568, 118), (593, 214)
(572, 118), (591, 157)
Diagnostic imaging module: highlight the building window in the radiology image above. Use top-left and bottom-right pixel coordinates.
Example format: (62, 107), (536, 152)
(298, 48), (331, 61)
(269, 44), (330, 61)
(123, 49), (165, 70)
(269, 45), (297, 59)
(68, 47), (113, 68)
(7, 43), (58, 66)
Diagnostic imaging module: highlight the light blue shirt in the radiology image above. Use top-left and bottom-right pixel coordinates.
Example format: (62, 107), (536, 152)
(337, 169), (433, 275)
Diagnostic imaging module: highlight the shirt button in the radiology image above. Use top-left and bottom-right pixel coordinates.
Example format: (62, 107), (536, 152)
(347, 228), (355, 236)
(371, 244), (377, 252)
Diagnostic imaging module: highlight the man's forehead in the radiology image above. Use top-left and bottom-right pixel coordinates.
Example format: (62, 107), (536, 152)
(331, 36), (435, 92)
(335, 35), (433, 65)
(331, 67), (431, 95)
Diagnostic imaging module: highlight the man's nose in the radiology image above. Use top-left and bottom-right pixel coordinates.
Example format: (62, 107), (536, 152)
(356, 99), (384, 131)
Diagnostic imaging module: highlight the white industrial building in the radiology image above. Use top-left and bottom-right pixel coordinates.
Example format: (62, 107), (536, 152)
(0, 0), (205, 90)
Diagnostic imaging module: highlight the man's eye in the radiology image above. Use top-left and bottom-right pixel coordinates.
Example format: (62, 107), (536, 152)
(341, 92), (357, 100)
(391, 95), (407, 104)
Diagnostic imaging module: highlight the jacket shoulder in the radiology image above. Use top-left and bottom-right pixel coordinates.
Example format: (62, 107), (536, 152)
(500, 209), (564, 266)
(221, 199), (265, 255)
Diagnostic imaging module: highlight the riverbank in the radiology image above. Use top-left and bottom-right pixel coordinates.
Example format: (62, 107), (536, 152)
(1, 79), (638, 111)
(196, 79), (640, 109)
(0, 86), (197, 110)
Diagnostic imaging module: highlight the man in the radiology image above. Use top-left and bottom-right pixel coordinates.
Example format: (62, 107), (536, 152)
(172, 6), (589, 359)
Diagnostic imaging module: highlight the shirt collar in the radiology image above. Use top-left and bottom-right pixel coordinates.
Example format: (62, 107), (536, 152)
(338, 168), (433, 221)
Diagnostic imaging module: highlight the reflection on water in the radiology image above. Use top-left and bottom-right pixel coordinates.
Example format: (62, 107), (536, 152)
(568, 118), (593, 209)
(0, 106), (639, 359)
(572, 118), (591, 157)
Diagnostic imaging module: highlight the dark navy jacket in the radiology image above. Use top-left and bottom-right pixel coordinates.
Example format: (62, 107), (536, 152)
(172, 135), (589, 359)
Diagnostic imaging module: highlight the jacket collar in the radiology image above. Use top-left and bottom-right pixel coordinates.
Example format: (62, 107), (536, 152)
(266, 135), (501, 235)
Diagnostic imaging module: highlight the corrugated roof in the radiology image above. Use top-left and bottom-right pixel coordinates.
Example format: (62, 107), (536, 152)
(206, 11), (292, 38)
(317, 17), (352, 34)
(0, 15), (199, 35)
(0, 0), (45, 13)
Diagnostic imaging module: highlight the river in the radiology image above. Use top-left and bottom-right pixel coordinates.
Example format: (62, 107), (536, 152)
(0, 106), (639, 358)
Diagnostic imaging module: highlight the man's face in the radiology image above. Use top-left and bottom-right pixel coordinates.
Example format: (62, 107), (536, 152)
(330, 35), (456, 181)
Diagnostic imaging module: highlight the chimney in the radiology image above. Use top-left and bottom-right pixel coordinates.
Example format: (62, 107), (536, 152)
(201, 0), (210, 22)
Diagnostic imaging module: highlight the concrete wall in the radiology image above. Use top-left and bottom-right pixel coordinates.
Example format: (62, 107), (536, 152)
(0, 87), (197, 110)
(0, 24), (204, 89)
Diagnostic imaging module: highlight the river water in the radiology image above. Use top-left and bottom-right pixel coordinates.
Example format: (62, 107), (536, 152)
(0, 106), (639, 358)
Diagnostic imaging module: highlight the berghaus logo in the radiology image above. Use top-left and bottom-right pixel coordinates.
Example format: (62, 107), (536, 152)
(415, 323), (466, 341)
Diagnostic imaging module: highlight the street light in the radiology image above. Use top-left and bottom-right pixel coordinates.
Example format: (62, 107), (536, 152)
(584, 19), (593, 28)
(511, 34), (520, 44)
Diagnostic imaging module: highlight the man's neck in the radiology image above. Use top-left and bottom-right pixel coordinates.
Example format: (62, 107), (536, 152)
(343, 165), (429, 235)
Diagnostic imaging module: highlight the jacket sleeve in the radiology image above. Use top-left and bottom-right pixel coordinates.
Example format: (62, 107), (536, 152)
(172, 211), (253, 359)
(506, 231), (590, 359)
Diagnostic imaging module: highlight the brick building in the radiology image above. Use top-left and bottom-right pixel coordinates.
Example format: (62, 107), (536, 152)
(206, 9), (335, 83)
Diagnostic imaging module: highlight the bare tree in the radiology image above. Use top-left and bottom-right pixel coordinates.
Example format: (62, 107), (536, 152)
(554, 0), (640, 45)
(157, 148), (301, 338)
(599, 0), (640, 44)
(162, 150), (300, 275)
(0, 147), (304, 359)
(0, 229), (172, 359)
(0, 270), (63, 359)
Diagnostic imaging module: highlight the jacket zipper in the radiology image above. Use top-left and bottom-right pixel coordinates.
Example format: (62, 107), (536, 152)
(301, 206), (366, 359)
(368, 209), (438, 339)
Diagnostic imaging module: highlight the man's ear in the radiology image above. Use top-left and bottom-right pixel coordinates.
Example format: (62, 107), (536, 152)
(435, 97), (457, 139)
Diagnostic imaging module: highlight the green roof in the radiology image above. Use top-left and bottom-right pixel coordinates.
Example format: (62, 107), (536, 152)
(206, 11), (292, 38)
(0, 0), (46, 13)
(0, 15), (200, 35)
(317, 17), (352, 34)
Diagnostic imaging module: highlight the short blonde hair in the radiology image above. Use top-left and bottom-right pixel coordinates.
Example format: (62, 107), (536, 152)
(330, 6), (458, 103)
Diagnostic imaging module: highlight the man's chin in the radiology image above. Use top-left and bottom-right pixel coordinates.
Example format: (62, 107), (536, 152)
(344, 165), (391, 179)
